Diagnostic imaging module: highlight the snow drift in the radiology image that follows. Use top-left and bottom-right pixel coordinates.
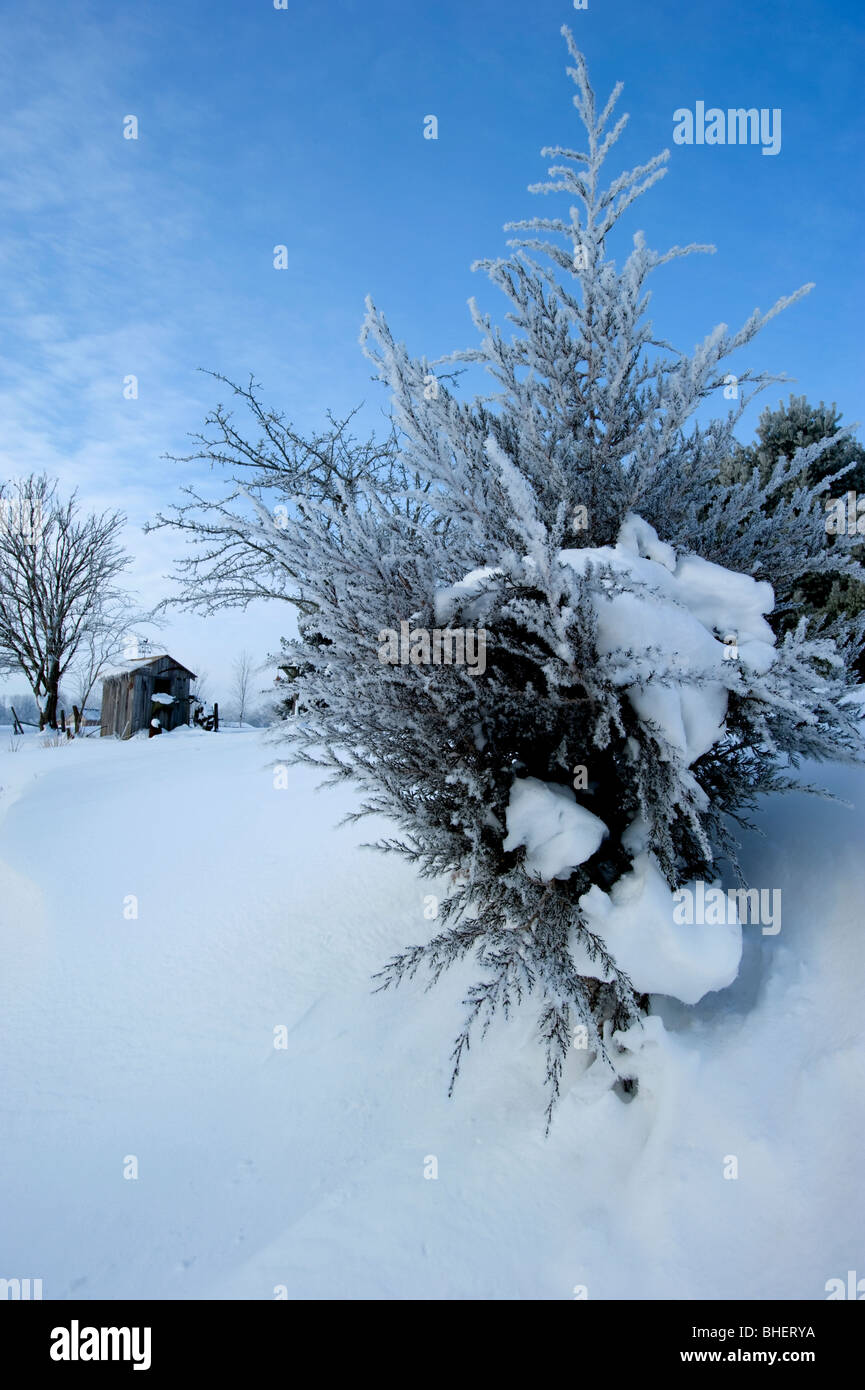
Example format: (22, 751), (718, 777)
(0, 726), (862, 1298)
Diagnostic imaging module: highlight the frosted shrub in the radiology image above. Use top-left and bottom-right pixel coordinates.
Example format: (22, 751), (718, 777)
(167, 29), (865, 1127)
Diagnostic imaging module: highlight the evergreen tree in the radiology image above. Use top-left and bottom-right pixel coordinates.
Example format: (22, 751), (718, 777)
(722, 394), (865, 496)
(165, 30), (865, 1127)
(721, 395), (865, 672)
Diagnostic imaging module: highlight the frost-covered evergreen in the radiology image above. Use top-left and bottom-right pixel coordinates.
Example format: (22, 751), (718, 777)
(166, 30), (865, 1127)
(720, 394), (865, 672)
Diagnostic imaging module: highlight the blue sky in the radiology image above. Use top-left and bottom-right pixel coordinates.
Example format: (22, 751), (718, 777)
(1, 0), (862, 700)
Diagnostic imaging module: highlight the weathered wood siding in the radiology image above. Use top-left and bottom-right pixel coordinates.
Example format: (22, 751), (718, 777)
(100, 674), (136, 738)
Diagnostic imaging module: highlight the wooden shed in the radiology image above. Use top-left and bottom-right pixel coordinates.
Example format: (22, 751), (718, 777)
(100, 654), (196, 739)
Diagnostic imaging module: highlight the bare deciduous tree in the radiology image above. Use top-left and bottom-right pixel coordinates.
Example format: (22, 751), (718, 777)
(230, 648), (255, 725)
(0, 474), (130, 728)
(190, 668), (209, 707)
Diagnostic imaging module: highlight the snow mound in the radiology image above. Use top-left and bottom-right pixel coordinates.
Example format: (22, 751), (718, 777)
(435, 514), (776, 767)
(617, 512), (677, 571)
(575, 851), (742, 1004)
(503, 777), (608, 881)
(672, 554), (776, 675)
(561, 514), (776, 764)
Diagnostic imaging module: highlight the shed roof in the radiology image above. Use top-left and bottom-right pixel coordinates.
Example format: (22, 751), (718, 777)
(101, 653), (197, 681)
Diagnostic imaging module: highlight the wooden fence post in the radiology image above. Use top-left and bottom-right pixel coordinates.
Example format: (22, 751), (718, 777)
(213, 702), (219, 732)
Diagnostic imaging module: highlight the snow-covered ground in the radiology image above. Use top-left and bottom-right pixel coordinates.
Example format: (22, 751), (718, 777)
(0, 723), (862, 1299)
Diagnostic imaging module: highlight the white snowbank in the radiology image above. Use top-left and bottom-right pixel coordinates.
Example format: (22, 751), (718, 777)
(0, 728), (861, 1299)
(502, 776), (608, 880)
(575, 852), (742, 1004)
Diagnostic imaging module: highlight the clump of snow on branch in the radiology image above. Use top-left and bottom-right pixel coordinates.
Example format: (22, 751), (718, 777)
(502, 777), (608, 881)
(575, 854), (742, 1005)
